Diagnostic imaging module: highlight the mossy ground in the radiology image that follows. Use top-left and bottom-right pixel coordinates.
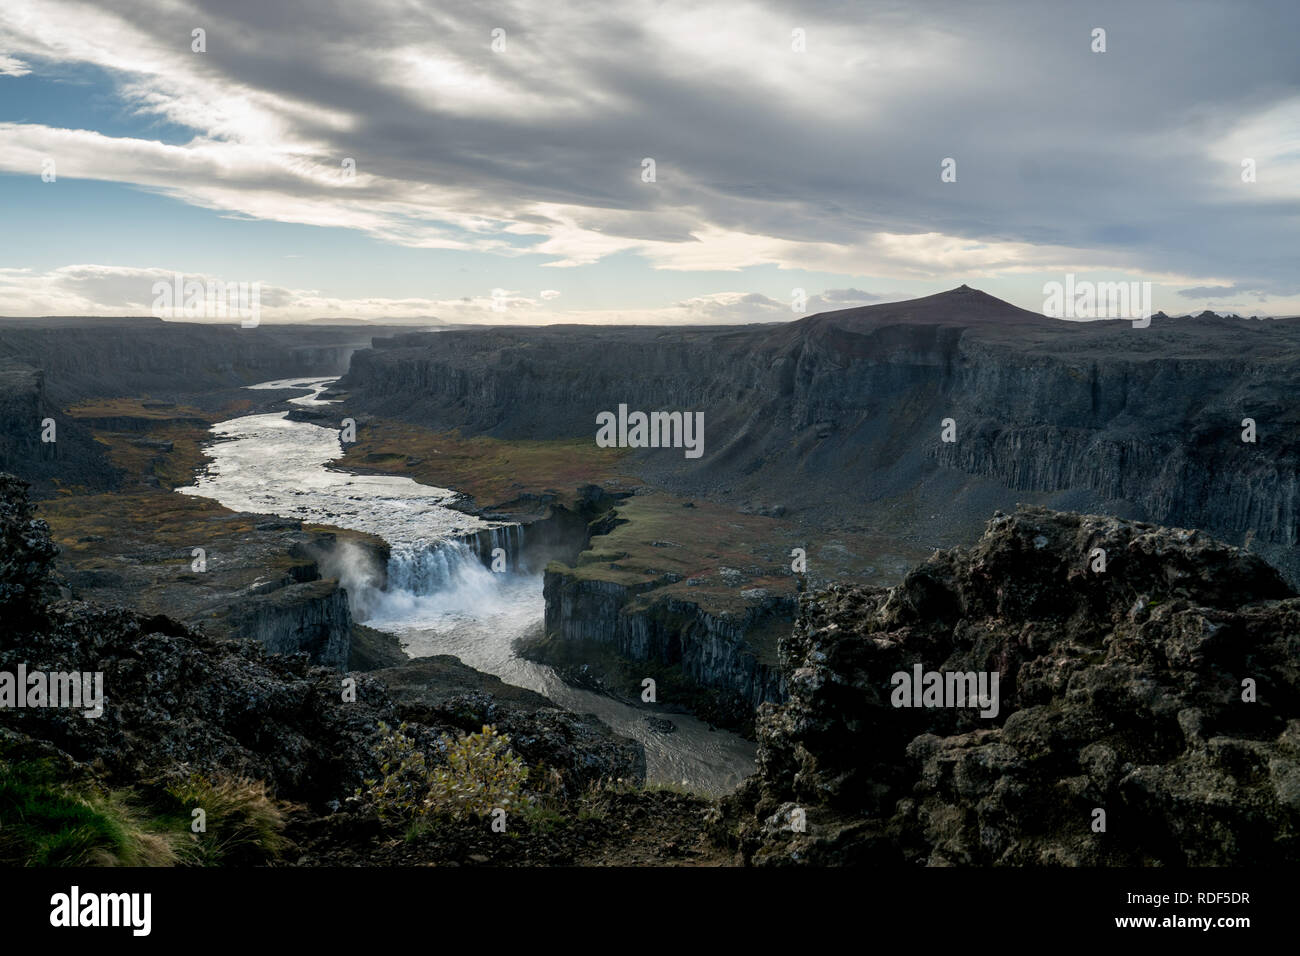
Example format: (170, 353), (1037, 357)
(63, 396), (226, 492)
(547, 491), (928, 668)
(339, 419), (633, 512)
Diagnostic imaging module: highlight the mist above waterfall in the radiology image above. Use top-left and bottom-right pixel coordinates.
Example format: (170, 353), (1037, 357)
(316, 534), (537, 629)
(316, 537), (387, 620)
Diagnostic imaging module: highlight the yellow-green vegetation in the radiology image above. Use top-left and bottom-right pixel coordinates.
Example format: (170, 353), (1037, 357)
(554, 492), (799, 609)
(42, 393), (389, 639)
(65, 397), (221, 422)
(46, 484), (381, 577)
(0, 751), (293, 867)
(158, 774), (294, 866)
(341, 419), (633, 510)
(557, 491), (927, 608)
(43, 490), (249, 557)
(95, 425), (209, 490)
(358, 722), (530, 822)
(535, 491), (929, 695)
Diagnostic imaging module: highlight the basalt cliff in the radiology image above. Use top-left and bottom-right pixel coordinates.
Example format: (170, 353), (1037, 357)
(0, 318), (387, 495)
(337, 287), (1300, 585)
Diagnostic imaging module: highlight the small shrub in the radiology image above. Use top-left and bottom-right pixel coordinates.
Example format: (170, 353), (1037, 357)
(430, 725), (529, 819)
(357, 722), (433, 821)
(358, 722), (530, 822)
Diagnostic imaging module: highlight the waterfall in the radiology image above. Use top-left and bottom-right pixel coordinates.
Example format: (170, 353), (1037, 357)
(471, 523), (526, 568)
(387, 539), (480, 593)
(386, 523), (526, 597)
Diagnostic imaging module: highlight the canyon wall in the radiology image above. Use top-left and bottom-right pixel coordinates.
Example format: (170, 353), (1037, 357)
(338, 289), (1300, 583)
(0, 319), (395, 495)
(0, 318), (376, 405)
(542, 569), (789, 712)
(228, 579), (353, 670)
(0, 361), (119, 492)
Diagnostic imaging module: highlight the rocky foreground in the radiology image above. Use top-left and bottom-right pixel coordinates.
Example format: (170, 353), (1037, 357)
(0, 472), (689, 866)
(720, 506), (1300, 865)
(4, 464), (1298, 865)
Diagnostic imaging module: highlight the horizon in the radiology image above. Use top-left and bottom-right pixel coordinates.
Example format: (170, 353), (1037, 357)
(0, 283), (1295, 327)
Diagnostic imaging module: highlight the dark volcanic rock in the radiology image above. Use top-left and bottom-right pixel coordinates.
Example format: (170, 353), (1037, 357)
(371, 655), (646, 793)
(0, 473), (59, 625)
(719, 506), (1300, 865)
(0, 600), (396, 805)
(227, 578), (353, 670)
(542, 571), (790, 714)
(0, 360), (119, 494)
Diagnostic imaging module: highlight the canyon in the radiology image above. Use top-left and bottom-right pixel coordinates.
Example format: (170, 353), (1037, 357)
(2, 291), (1300, 868)
(334, 288), (1300, 582)
(326, 287), (1300, 725)
(3, 288), (1298, 790)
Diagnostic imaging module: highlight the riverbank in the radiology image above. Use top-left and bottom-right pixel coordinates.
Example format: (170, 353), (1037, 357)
(167, 379), (757, 792)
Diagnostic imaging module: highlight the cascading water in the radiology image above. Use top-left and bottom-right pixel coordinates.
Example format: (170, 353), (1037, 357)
(387, 539), (489, 593)
(179, 377), (757, 794)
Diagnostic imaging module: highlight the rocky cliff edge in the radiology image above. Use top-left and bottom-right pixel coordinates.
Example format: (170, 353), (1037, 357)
(718, 506), (1300, 865)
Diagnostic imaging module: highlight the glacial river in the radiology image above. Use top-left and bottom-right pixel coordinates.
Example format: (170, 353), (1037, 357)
(178, 377), (757, 794)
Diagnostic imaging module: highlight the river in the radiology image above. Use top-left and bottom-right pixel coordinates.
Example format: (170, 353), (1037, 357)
(178, 377), (757, 794)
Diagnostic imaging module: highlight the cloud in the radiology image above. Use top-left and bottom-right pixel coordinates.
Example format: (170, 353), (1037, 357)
(0, 54), (30, 76)
(0, 263), (866, 324)
(0, 0), (1296, 302)
(818, 288), (888, 305)
(1178, 282), (1300, 299)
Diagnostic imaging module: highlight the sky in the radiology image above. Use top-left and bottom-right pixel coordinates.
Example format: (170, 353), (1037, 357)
(0, 0), (1297, 324)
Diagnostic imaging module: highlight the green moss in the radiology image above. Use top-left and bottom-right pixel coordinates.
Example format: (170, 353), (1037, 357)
(0, 738), (295, 868)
